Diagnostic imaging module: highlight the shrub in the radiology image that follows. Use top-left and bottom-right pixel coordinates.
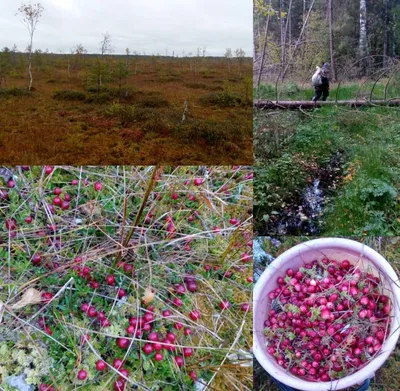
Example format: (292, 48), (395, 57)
(199, 92), (243, 107)
(104, 103), (136, 126)
(0, 88), (31, 98)
(178, 119), (229, 145)
(138, 96), (169, 108)
(53, 90), (87, 101)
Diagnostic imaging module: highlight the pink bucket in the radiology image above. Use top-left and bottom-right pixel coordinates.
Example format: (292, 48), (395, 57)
(253, 238), (400, 391)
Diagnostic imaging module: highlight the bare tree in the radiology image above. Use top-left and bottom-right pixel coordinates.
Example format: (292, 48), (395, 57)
(99, 32), (113, 87)
(100, 32), (114, 57)
(235, 48), (246, 76)
(16, 2), (44, 90)
(225, 48), (232, 73)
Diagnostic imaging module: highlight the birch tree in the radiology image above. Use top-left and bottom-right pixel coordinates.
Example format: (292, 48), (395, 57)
(359, 0), (368, 74)
(16, 2), (44, 90)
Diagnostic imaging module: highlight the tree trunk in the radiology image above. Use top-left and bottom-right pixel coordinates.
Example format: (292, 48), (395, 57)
(256, 0), (272, 92)
(383, 0), (389, 67)
(255, 99), (400, 109)
(359, 0), (368, 75)
(280, 0), (286, 74)
(28, 37), (33, 90)
(328, 0), (336, 81)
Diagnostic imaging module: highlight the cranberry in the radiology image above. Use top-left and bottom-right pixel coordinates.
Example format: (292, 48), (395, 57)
(154, 352), (163, 361)
(94, 181), (103, 191)
(142, 343), (154, 355)
(5, 218), (17, 230)
(114, 380), (125, 391)
(25, 215), (33, 224)
(117, 338), (130, 349)
(189, 371), (198, 380)
(174, 355), (184, 367)
(113, 358), (124, 369)
(96, 360), (107, 371)
(189, 310), (200, 321)
(31, 253), (42, 265)
(117, 288), (127, 298)
(183, 347), (193, 357)
(219, 300), (230, 310)
(106, 275), (116, 285)
(77, 369), (87, 380)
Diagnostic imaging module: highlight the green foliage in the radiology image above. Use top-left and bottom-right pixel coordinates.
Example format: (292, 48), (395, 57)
(199, 92), (243, 107)
(0, 88), (31, 98)
(255, 101), (400, 236)
(53, 90), (87, 101)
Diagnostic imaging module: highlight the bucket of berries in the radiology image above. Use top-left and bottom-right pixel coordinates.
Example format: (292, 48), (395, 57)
(253, 238), (400, 391)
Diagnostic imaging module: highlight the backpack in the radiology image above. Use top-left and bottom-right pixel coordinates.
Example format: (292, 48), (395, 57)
(312, 66), (323, 87)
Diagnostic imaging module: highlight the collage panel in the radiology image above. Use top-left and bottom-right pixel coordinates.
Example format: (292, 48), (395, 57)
(253, 0), (400, 237)
(0, 165), (253, 390)
(254, 236), (400, 391)
(0, 1), (253, 165)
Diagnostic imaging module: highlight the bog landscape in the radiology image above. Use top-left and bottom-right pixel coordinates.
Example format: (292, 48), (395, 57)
(0, 3), (252, 165)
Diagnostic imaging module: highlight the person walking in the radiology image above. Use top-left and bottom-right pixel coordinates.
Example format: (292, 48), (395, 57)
(312, 63), (330, 102)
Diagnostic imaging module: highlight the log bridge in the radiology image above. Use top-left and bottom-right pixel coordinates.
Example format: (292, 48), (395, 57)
(254, 99), (400, 110)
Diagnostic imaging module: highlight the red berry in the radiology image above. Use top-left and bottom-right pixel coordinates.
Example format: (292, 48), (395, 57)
(25, 216), (33, 224)
(117, 288), (127, 298)
(194, 178), (204, 186)
(154, 352), (163, 361)
(87, 306), (97, 318)
(219, 300), (230, 310)
(174, 355), (184, 367)
(72, 179), (79, 185)
(94, 182), (103, 191)
(44, 166), (54, 175)
(183, 347), (193, 357)
(7, 179), (16, 188)
(173, 297), (183, 307)
(113, 358), (124, 369)
(162, 310), (172, 317)
(241, 303), (250, 312)
(53, 187), (62, 195)
(114, 380), (125, 391)
(184, 328), (192, 336)
(189, 371), (198, 380)
(189, 310), (200, 321)
(31, 253), (42, 266)
(5, 218), (17, 230)
(106, 275), (116, 286)
(117, 338), (130, 349)
(174, 322), (183, 330)
(119, 368), (129, 378)
(77, 369), (87, 380)
(142, 343), (154, 355)
(96, 360), (107, 371)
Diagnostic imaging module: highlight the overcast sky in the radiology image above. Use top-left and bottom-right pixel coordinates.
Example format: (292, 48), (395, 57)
(0, 0), (252, 56)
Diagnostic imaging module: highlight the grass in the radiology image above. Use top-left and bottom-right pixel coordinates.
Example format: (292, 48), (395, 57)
(254, 103), (400, 236)
(0, 166), (252, 391)
(0, 57), (252, 165)
(255, 236), (400, 391)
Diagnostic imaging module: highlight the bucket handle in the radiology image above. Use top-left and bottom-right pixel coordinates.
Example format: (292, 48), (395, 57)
(271, 377), (371, 391)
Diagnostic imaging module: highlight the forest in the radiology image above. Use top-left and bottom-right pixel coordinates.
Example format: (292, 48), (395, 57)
(254, 0), (400, 89)
(0, 5), (252, 165)
(254, 0), (400, 237)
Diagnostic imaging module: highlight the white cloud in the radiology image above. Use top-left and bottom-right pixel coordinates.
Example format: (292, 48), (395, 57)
(0, 0), (252, 56)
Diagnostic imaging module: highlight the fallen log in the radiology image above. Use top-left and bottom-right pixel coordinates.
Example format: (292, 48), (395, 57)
(254, 99), (400, 110)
